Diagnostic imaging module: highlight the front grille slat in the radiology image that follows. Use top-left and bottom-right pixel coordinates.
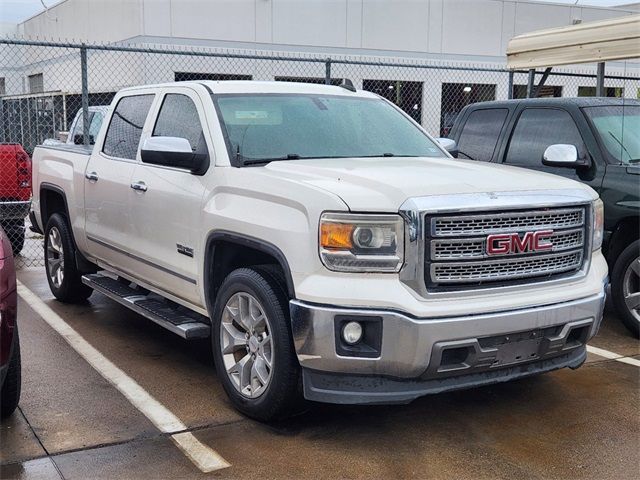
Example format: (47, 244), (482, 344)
(425, 206), (588, 289)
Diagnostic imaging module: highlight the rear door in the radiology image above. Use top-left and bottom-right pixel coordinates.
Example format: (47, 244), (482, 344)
(453, 107), (511, 162)
(84, 93), (155, 272)
(126, 87), (210, 306)
(498, 106), (605, 191)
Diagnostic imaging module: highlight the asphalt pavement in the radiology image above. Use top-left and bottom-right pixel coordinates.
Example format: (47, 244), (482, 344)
(1, 268), (638, 480)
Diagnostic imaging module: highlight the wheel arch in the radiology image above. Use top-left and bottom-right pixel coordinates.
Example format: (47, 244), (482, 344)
(606, 216), (639, 270)
(203, 231), (296, 316)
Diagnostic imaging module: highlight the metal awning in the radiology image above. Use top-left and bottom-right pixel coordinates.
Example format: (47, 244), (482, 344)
(507, 14), (640, 70)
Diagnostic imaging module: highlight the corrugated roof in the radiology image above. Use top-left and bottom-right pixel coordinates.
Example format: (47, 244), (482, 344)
(507, 14), (640, 69)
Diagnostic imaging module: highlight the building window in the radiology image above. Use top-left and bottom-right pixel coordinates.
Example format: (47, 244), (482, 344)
(174, 72), (252, 81)
(274, 76), (342, 86)
(0, 77), (5, 95)
(440, 83), (496, 137)
(513, 85), (562, 99)
(28, 73), (44, 93)
(578, 86), (624, 98)
(362, 80), (422, 124)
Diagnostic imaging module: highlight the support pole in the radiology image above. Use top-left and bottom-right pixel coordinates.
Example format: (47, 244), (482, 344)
(596, 62), (605, 97)
(526, 69), (535, 98)
(532, 67), (552, 98)
(80, 44), (90, 146)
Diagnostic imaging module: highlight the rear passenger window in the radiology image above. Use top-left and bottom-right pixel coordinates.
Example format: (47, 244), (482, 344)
(103, 95), (154, 160)
(457, 108), (508, 161)
(152, 94), (204, 153)
(505, 108), (585, 167)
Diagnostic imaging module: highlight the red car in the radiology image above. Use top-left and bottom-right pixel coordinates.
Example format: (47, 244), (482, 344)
(0, 225), (20, 418)
(0, 144), (32, 255)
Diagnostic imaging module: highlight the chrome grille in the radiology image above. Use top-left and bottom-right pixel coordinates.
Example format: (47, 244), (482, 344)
(425, 206), (588, 288)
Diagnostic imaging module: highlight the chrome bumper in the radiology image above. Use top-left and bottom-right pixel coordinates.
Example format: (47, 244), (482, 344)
(290, 288), (606, 380)
(0, 200), (31, 221)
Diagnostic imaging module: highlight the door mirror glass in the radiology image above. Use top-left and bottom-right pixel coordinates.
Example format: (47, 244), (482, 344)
(542, 144), (585, 168)
(435, 138), (458, 158)
(141, 136), (208, 174)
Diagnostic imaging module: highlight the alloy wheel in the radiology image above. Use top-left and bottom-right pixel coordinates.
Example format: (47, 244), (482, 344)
(623, 255), (640, 324)
(220, 292), (273, 398)
(46, 226), (65, 289)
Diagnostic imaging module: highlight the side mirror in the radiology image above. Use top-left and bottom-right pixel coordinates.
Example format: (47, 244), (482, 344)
(58, 131), (69, 143)
(436, 138), (458, 158)
(141, 136), (209, 174)
(542, 144), (589, 168)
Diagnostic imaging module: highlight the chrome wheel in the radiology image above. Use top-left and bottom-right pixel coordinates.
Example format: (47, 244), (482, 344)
(220, 292), (273, 398)
(623, 255), (640, 323)
(46, 227), (65, 289)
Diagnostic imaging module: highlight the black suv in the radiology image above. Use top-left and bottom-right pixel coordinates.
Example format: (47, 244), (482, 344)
(448, 98), (639, 337)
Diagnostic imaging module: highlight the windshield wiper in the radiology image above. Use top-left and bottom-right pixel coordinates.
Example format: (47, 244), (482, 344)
(241, 154), (301, 165)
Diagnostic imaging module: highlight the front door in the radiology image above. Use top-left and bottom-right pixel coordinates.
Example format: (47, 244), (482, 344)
(127, 88), (210, 306)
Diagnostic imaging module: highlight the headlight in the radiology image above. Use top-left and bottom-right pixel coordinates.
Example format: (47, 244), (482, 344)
(319, 213), (404, 272)
(592, 198), (604, 251)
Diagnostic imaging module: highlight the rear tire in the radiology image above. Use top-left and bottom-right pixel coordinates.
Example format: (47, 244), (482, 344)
(611, 240), (640, 338)
(1, 330), (21, 419)
(211, 266), (300, 422)
(44, 213), (93, 303)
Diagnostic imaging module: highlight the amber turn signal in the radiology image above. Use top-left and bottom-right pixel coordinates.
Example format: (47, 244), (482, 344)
(320, 223), (354, 249)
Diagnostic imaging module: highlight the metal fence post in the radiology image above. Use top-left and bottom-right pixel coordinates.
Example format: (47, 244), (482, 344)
(80, 44), (89, 146)
(508, 71), (514, 99)
(596, 62), (605, 97)
(325, 58), (332, 85)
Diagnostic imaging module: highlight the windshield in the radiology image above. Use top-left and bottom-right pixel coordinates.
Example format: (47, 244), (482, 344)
(214, 94), (444, 165)
(583, 105), (640, 165)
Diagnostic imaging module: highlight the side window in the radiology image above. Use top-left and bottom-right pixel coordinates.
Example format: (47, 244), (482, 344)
(103, 95), (154, 160)
(457, 108), (508, 161)
(505, 108), (585, 167)
(152, 94), (204, 153)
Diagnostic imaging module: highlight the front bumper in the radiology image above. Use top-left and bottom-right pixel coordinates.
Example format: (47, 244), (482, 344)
(290, 287), (606, 404)
(0, 200), (30, 222)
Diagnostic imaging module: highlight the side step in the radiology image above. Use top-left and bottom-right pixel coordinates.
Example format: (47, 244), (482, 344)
(81, 273), (210, 340)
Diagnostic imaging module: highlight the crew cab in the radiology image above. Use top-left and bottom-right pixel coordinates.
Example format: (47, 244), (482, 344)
(0, 143), (32, 255)
(31, 82), (608, 420)
(448, 98), (639, 337)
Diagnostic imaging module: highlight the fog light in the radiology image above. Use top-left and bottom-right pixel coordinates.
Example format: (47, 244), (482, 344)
(342, 321), (363, 344)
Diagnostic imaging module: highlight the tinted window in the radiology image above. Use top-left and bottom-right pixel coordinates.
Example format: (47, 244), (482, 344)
(505, 108), (584, 167)
(457, 108), (508, 161)
(152, 94), (204, 151)
(103, 95), (154, 160)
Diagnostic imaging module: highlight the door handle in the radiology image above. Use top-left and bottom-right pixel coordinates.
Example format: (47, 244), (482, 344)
(85, 171), (98, 182)
(130, 181), (148, 192)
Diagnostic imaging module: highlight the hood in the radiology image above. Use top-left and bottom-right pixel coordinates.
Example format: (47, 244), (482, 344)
(263, 157), (592, 211)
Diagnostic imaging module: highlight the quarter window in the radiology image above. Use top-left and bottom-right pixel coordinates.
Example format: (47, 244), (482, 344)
(103, 95), (154, 160)
(505, 108), (585, 167)
(152, 94), (204, 152)
(457, 108), (508, 161)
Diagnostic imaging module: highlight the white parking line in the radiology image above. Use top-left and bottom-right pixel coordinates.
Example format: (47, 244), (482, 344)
(586, 345), (640, 367)
(17, 281), (230, 473)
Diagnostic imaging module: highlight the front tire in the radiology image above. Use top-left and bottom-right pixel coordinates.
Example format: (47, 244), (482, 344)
(211, 267), (300, 421)
(44, 213), (93, 303)
(1, 330), (21, 419)
(611, 240), (640, 338)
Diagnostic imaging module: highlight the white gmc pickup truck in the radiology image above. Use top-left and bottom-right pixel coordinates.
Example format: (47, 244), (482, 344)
(31, 81), (608, 421)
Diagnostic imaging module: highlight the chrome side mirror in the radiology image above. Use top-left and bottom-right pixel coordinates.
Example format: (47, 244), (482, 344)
(141, 136), (209, 175)
(542, 144), (579, 168)
(436, 138), (458, 158)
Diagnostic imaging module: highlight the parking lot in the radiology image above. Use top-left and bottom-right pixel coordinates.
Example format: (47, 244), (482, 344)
(1, 266), (638, 480)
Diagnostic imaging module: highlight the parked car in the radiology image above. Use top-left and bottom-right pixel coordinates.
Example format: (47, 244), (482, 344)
(0, 225), (20, 418)
(447, 98), (639, 337)
(43, 106), (109, 146)
(30, 81), (607, 421)
(0, 143), (32, 255)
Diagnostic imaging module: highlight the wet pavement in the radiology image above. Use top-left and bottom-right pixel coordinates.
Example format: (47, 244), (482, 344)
(1, 268), (638, 479)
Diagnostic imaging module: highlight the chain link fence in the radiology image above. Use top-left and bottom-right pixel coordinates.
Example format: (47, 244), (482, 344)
(1, 38), (638, 269)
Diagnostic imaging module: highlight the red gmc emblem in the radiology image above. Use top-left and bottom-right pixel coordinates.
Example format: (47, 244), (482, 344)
(486, 230), (554, 256)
